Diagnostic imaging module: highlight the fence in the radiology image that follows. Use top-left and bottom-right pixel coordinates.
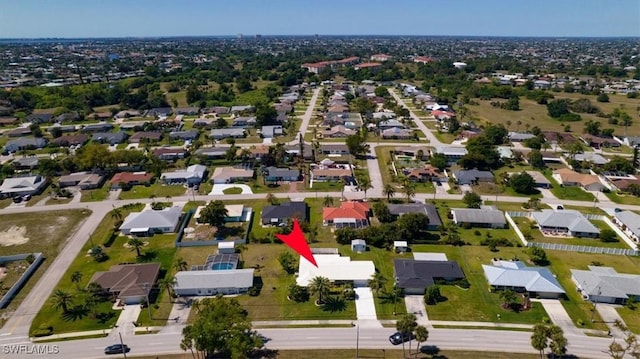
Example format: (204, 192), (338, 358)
(175, 208), (254, 248)
(527, 242), (638, 256)
(0, 253), (44, 308)
(504, 212), (528, 246)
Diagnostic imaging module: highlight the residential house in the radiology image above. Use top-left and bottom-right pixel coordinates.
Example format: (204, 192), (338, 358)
(55, 112), (81, 123)
(542, 131), (576, 145)
(351, 239), (366, 252)
(114, 110), (141, 119)
(6, 127), (32, 137)
(552, 168), (604, 191)
(451, 206), (506, 228)
(261, 201), (308, 226)
(483, 260), (565, 299)
(310, 168), (352, 182)
(261, 125), (283, 138)
(129, 131), (162, 143)
(354, 62), (382, 71)
(241, 145), (270, 160)
(453, 169), (495, 185)
(284, 143), (313, 161)
(3, 138), (47, 154)
(25, 113), (53, 124)
(394, 259), (465, 295)
(394, 147), (429, 160)
(263, 167), (300, 182)
(572, 152), (609, 166)
(146, 107), (173, 118)
(413, 56), (433, 64)
(274, 103), (293, 113)
(110, 172), (153, 189)
(616, 136), (640, 147)
(202, 106), (229, 115)
(571, 266), (640, 304)
(211, 167), (254, 184)
(119, 206), (183, 236)
(323, 112), (362, 129)
(230, 105), (255, 114)
(611, 210), (640, 243)
(174, 269), (255, 296)
(11, 157), (39, 171)
(321, 125), (356, 138)
(169, 130), (199, 141)
(88, 112), (112, 121)
(0, 117), (20, 126)
(508, 171), (551, 189)
(151, 147), (187, 161)
(611, 178), (640, 194)
(232, 117), (256, 128)
(378, 119), (405, 130)
(58, 172), (106, 189)
(174, 107), (200, 115)
(580, 134), (621, 149)
(296, 253), (375, 287)
(52, 134), (89, 147)
(47, 124), (77, 134)
(508, 132), (536, 142)
(0, 175), (48, 197)
(89, 263), (160, 305)
(209, 128), (245, 140)
(161, 164), (207, 186)
(371, 54), (392, 62)
(387, 203), (443, 230)
(431, 145), (467, 165)
(323, 201), (370, 228)
(193, 117), (217, 128)
(405, 166), (445, 183)
(541, 151), (563, 164)
(320, 144), (350, 156)
(92, 131), (127, 145)
(81, 122), (114, 133)
(195, 147), (229, 159)
(531, 209), (600, 238)
(382, 127), (413, 139)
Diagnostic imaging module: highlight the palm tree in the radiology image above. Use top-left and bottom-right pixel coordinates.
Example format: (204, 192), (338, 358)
(414, 325), (429, 355)
(516, 120), (522, 132)
(357, 176), (372, 199)
(368, 272), (387, 297)
(266, 193), (279, 205)
(71, 271), (83, 290)
(308, 276), (331, 304)
(110, 207), (123, 222)
(174, 257), (188, 272)
(322, 195), (334, 207)
(51, 290), (74, 314)
(80, 290), (98, 319)
(128, 238), (145, 257)
(90, 246), (107, 262)
(396, 313), (418, 358)
(383, 184), (396, 202)
(505, 120), (512, 130)
(180, 327), (197, 359)
(159, 276), (176, 302)
(402, 183), (416, 203)
(531, 324), (548, 359)
(149, 194), (157, 204)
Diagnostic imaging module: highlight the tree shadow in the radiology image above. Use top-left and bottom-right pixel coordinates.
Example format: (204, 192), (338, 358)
(420, 345), (442, 356)
(61, 305), (89, 321)
(321, 296), (347, 312)
(217, 226), (245, 238)
(96, 311), (116, 324)
(249, 348), (278, 359)
(136, 249), (158, 263)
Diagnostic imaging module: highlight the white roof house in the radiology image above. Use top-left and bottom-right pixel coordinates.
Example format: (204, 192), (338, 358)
(296, 254), (375, 287)
(161, 164), (207, 185)
(612, 210), (640, 242)
(120, 207), (182, 235)
(483, 260), (565, 298)
(571, 266), (640, 304)
(0, 175), (48, 196)
(451, 207), (506, 228)
(531, 210), (600, 237)
(174, 268), (255, 296)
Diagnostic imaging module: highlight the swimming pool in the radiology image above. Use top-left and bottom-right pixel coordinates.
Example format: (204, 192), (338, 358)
(212, 262), (235, 270)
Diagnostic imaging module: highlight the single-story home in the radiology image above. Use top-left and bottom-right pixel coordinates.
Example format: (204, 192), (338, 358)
(232, 117), (256, 128)
(119, 206), (183, 236)
(572, 152), (609, 166)
(11, 157), (39, 170)
(351, 239), (366, 252)
(161, 164), (207, 186)
(453, 169), (495, 185)
(152, 148), (187, 161)
(612, 210), (640, 243)
(387, 203), (442, 230)
(508, 132), (536, 142)
(209, 128), (246, 140)
(404, 166), (444, 183)
(146, 107), (173, 118)
(195, 147), (229, 159)
(230, 105), (255, 114)
(7, 127), (32, 137)
(382, 127), (413, 139)
(174, 107), (200, 115)
(483, 260), (565, 299)
(508, 171), (551, 189)
(323, 201), (370, 228)
(92, 131), (127, 145)
(194, 204), (248, 223)
(211, 167), (254, 184)
(0, 175), (48, 197)
(58, 172), (106, 190)
(52, 134), (89, 147)
(310, 168), (352, 182)
(431, 145), (468, 164)
(321, 125), (356, 138)
(263, 167), (300, 182)
(320, 144), (350, 155)
(394, 259), (465, 295)
(129, 131), (162, 143)
(571, 266), (640, 304)
(82, 122), (114, 133)
(110, 172), (153, 189)
(378, 119), (404, 130)
(580, 134), (621, 149)
(552, 168), (604, 192)
(89, 263), (160, 305)
(3, 137), (48, 154)
(174, 269), (255, 296)
(169, 130), (199, 141)
(261, 125), (283, 138)
(261, 201), (308, 226)
(531, 209), (600, 238)
(296, 253), (375, 287)
(451, 206), (506, 228)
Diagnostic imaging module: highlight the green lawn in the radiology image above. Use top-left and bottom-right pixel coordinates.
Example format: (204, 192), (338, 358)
(45, 196), (74, 205)
(223, 187), (243, 195)
(374, 146), (435, 195)
(605, 191), (640, 206)
(616, 306), (640, 334)
(80, 185), (111, 202)
(541, 172), (596, 201)
(118, 183), (187, 200)
(29, 204), (180, 335)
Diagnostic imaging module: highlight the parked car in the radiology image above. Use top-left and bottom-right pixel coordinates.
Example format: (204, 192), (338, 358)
(22, 194), (31, 201)
(104, 344), (130, 355)
(12, 196), (22, 203)
(389, 331), (413, 345)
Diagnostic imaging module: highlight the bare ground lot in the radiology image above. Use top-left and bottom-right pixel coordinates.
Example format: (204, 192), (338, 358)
(0, 209), (91, 328)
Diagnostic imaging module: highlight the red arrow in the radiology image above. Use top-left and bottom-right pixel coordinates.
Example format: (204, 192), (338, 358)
(275, 218), (317, 267)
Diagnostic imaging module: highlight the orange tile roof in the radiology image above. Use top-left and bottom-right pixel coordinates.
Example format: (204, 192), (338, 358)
(323, 201), (370, 220)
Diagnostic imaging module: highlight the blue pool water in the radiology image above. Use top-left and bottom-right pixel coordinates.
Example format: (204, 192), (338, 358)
(212, 262), (235, 270)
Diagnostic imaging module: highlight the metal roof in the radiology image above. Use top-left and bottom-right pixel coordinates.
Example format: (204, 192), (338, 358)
(531, 209), (599, 234)
(571, 266), (640, 299)
(174, 269), (254, 290)
(452, 208), (506, 225)
(483, 261), (565, 294)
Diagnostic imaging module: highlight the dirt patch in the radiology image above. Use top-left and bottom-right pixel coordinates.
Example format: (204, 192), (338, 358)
(0, 226), (30, 246)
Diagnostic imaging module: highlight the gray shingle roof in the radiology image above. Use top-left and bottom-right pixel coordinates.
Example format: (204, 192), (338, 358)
(483, 261), (565, 294)
(453, 169), (494, 184)
(261, 202), (308, 222)
(571, 266), (640, 299)
(613, 211), (640, 238)
(120, 207), (182, 232)
(394, 259), (464, 288)
(531, 210), (599, 234)
(387, 203), (442, 227)
(452, 207), (505, 225)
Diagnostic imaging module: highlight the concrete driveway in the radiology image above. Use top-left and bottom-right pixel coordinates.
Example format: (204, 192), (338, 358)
(209, 184), (254, 195)
(354, 287), (378, 323)
(404, 295), (429, 327)
(533, 299), (580, 335)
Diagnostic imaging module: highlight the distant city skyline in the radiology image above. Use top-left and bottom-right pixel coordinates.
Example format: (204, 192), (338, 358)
(0, 0), (638, 38)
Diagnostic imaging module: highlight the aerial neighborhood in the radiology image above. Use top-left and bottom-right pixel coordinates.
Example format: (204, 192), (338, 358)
(0, 33), (639, 359)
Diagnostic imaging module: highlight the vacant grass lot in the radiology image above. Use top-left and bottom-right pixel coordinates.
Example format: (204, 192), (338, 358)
(375, 146), (435, 195)
(0, 209), (91, 326)
(118, 183), (187, 200)
(81, 184), (111, 202)
(605, 191), (640, 206)
(616, 307), (640, 334)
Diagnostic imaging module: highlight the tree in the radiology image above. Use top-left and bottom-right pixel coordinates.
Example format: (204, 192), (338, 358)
(499, 289), (518, 309)
(461, 136), (501, 169)
(483, 124), (509, 145)
(110, 207), (123, 222)
(600, 229), (618, 243)
(462, 192), (482, 208)
(287, 283), (309, 302)
(266, 193), (279, 205)
(174, 257), (188, 272)
(71, 271), (83, 291)
(308, 276), (331, 304)
(356, 175), (372, 199)
(606, 332), (640, 359)
(430, 153), (448, 171)
(504, 96), (520, 111)
(509, 172), (536, 194)
(322, 195), (334, 207)
(335, 227), (358, 245)
(531, 324), (567, 359)
(402, 183), (416, 203)
(424, 285), (442, 305)
(90, 246), (107, 262)
(374, 86), (389, 97)
(414, 325), (429, 355)
(199, 200), (228, 230)
(597, 92), (610, 102)
(584, 120), (602, 136)
(383, 184), (396, 201)
(373, 202), (394, 223)
(531, 324), (549, 359)
(396, 313), (418, 358)
(346, 134), (369, 157)
(159, 276), (176, 301)
(180, 327), (197, 359)
(528, 150), (545, 169)
(604, 156), (635, 174)
(368, 272), (387, 296)
(128, 237), (145, 257)
(278, 252), (297, 274)
(549, 326), (568, 359)
(527, 246), (549, 266)
(182, 296), (262, 359)
(51, 289), (74, 314)
(547, 99), (571, 118)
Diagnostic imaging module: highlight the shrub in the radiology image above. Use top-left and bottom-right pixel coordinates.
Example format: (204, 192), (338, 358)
(474, 230), (481, 236)
(247, 286), (260, 296)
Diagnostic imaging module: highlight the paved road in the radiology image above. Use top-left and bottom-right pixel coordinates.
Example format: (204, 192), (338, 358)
(388, 89), (442, 146)
(290, 87), (321, 145)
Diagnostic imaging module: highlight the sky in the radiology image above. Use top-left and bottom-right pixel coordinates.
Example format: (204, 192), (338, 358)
(0, 0), (638, 38)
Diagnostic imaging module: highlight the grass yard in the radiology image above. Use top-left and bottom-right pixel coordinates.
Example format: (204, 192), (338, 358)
(118, 183), (187, 200)
(541, 172), (596, 202)
(605, 191), (640, 206)
(0, 209), (91, 328)
(45, 196), (74, 205)
(223, 187), (243, 195)
(374, 146), (435, 195)
(616, 307), (640, 334)
(80, 185), (111, 202)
